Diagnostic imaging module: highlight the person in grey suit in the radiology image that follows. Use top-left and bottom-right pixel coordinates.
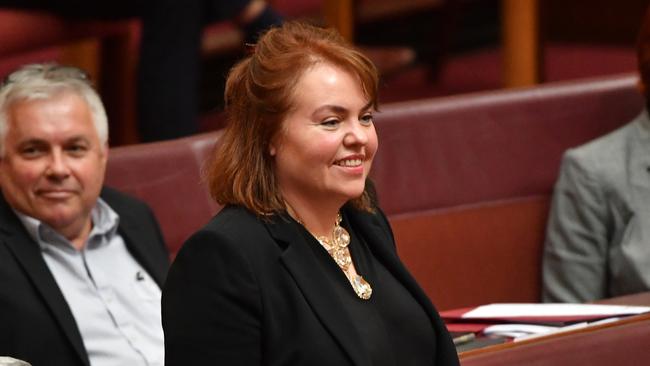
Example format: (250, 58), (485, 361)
(0, 63), (169, 366)
(542, 9), (650, 303)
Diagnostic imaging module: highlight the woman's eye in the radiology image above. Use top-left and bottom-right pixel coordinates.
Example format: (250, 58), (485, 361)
(321, 119), (340, 127)
(360, 114), (374, 125)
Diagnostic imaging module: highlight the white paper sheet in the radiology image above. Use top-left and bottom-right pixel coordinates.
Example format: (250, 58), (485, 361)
(483, 323), (560, 335)
(462, 303), (650, 318)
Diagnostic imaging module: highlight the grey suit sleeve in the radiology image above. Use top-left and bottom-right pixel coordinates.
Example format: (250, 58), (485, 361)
(542, 151), (610, 303)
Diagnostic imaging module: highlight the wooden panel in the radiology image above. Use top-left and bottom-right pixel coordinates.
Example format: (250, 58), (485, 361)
(324, 0), (354, 41)
(390, 196), (550, 311)
(502, 0), (541, 87)
(60, 38), (100, 84)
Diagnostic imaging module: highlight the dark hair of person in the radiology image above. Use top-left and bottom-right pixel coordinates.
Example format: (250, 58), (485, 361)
(205, 21), (379, 215)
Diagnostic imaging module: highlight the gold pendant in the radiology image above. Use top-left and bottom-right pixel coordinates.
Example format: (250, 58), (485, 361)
(302, 212), (372, 300)
(350, 274), (372, 300)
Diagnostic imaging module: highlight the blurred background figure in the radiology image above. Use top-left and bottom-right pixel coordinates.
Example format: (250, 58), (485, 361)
(542, 3), (650, 303)
(0, 0), (283, 142)
(0, 0), (645, 144)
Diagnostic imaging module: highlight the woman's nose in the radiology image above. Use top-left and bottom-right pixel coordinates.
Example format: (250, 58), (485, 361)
(344, 121), (370, 146)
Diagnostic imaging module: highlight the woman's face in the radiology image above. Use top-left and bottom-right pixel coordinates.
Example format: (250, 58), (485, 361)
(270, 62), (378, 209)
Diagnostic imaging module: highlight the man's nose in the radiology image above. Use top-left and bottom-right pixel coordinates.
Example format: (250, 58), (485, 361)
(45, 151), (71, 179)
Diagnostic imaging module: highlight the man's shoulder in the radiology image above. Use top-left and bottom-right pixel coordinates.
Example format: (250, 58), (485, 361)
(0, 194), (29, 237)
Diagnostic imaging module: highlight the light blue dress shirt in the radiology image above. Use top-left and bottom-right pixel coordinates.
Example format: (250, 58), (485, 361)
(16, 198), (164, 366)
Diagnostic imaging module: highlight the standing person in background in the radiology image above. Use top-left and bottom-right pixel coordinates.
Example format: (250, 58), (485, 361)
(0, 63), (169, 366)
(543, 6), (650, 303)
(0, 0), (283, 142)
(0, 0), (413, 143)
(162, 21), (459, 366)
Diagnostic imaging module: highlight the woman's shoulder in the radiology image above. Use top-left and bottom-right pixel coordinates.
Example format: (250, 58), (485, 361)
(194, 205), (267, 241)
(177, 205), (278, 258)
(208, 205), (261, 226)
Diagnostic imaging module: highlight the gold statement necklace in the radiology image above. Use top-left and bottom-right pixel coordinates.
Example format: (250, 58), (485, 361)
(292, 209), (372, 300)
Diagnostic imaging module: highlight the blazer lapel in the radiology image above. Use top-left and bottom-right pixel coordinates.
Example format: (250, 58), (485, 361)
(265, 215), (371, 366)
(347, 207), (462, 364)
(0, 199), (90, 366)
(344, 209), (438, 318)
(101, 188), (168, 288)
(629, 111), (650, 191)
(116, 217), (166, 287)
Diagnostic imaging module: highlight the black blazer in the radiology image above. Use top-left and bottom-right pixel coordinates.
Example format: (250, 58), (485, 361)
(0, 187), (169, 366)
(163, 204), (459, 366)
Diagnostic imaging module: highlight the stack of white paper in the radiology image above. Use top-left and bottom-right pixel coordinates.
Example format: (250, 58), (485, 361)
(462, 303), (650, 319)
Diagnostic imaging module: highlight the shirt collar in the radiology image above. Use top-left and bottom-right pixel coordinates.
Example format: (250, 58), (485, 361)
(14, 198), (120, 251)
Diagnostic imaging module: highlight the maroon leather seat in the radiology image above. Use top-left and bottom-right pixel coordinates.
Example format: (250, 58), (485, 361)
(104, 74), (642, 308)
(371, 73), (644, 310)
(372, 73), (642, 215)
(105, 131), (222, 258)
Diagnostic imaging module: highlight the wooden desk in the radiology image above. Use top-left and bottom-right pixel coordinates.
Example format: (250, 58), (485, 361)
(323, 0), (541, 87)
(459, 292), (650, 365)
(594, 291), (650, 307)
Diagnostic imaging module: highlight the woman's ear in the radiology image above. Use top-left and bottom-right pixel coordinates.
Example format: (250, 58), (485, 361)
(269, 132), (282, 156)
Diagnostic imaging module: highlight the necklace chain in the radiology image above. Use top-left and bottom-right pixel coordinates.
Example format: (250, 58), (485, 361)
(292, 211), (372, 300)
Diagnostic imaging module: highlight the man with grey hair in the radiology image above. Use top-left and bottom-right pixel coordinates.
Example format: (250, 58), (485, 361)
(0, 63), (169, 366)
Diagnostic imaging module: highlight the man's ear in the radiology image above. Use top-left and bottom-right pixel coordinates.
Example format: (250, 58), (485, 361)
(97, 142), (109, 168)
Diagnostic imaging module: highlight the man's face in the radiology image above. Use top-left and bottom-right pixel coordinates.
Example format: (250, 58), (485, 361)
(0, 91), (107, 239)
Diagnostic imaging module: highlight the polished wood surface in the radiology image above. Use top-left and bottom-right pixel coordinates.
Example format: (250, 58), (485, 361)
(501, 0), (541, 87)
(324, 0), (354, 41)
(594, 292), (650, 307)
(460, 312), (650, 360)
(60, 38), (100, 83)
(459, 292), (650, 360)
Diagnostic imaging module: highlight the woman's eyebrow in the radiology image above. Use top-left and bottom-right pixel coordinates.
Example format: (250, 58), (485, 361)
(312, 104), (348, 115)
(312, 101), (374, 116)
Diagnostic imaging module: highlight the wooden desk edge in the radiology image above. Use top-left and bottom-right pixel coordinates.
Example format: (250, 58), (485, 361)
(459, 312), (650, 360)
